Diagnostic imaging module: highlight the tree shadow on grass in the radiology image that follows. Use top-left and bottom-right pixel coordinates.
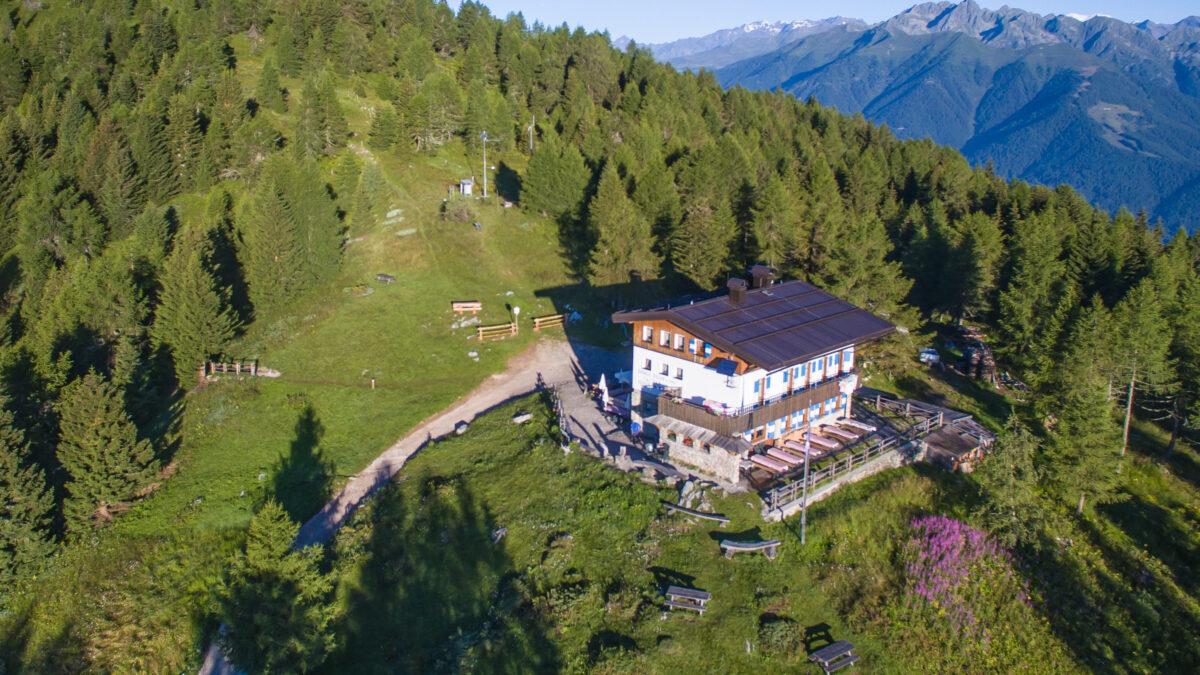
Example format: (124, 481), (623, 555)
(1025, 513), (1200, 675)
(270, 404), (335, 523)
(1099, 491), (1198, 596)
(0, 601), (81, 674)
(496, 161), (521, 204)
(326, 472), (559, 673)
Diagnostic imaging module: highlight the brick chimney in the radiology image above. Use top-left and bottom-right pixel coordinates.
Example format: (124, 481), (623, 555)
(727, 278), (748, 304)
(750, 264), (776, 289)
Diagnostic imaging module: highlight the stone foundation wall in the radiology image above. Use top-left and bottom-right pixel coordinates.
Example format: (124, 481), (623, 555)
(664, 439), (741, 485)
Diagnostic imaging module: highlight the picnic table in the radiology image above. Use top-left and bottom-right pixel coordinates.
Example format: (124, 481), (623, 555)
(808, 640), (859, 673)
(664, 585), (711, 614)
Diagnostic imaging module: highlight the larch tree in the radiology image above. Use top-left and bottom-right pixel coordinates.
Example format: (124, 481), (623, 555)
(587, 162), (659, 287)
(820, 213), (911, 316)
(152, 225), (239, 386)
(219, 500), (336, 674)
(1110, 279), (1175, 457)
(672, 196), (735, 291)
(56, 370), (159, 532)
(750, 174), (799, 268)
(795, 155), (846, 281)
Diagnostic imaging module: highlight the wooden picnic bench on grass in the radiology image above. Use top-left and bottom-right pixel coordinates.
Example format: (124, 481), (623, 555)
(532, 313), (565, 331)
(664, 585), (711, 614)
(452, 300), (482, 314)
(719, 539), (781, 560)
(808, 640), (859, 673)
(663, 501), (730, 526)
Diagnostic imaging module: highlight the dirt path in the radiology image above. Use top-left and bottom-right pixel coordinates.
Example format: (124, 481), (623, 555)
(201, 338), (625, 674)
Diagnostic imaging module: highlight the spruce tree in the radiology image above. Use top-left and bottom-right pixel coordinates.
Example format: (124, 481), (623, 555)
(239, 175), (302, 317)
(367, 104), (400, 151)
(152, 226), (239, 386)
(316, 73), (348, 153)
(331, 152), (360, 206)
(57, 370), (159, 532)
(996, 213), (1066, 378)
(972, 417), (1043, 548)
(165, 95), (202, 191)
(99, 139), (146, 235)
(587, 162), (660, 286)
(219, 500), (336, 673)
(255, 58), (287, 113)
(0, 404), (56, 588)
(521, 136), (588, 221)
(128, 95), (177, 203)
(351, 161), (385, 232)
(1043, 303), (1122, 514)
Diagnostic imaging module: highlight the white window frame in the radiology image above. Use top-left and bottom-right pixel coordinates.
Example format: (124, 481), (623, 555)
(660, 330), (670, 347)
(641, 325), (652, 342)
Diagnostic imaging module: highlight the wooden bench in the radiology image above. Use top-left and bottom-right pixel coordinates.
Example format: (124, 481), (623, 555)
(532, 313), (565, 331)
(808, 640), (859, 673)
(719, 539), (781, 560)
(476, 322), (517, 342)
(663, 501), (730, 526)
(452, 300), (482, 314)
(664, 585), (711, 614)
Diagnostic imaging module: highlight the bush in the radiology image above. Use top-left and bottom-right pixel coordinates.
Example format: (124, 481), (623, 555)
(757, 615), (803, 656)
(442, 198), (474, 223)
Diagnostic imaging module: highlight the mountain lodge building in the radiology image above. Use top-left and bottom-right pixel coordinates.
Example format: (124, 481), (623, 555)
(611, 268), (895, 485)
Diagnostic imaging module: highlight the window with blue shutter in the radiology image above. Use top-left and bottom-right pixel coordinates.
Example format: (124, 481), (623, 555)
(704, 342), (713, 357)
(754, 380), (760, 393)
(783, 370), (789, 383)
(689, 338), (697, 354)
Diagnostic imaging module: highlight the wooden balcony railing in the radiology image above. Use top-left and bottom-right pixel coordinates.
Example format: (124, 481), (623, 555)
(657, 375), (849, 437)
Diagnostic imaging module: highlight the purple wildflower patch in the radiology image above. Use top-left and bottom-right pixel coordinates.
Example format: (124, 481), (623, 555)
(902, 515), (1026, 638)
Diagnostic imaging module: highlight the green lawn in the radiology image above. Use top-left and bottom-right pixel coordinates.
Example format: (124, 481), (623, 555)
(322, 392), (1082, 673)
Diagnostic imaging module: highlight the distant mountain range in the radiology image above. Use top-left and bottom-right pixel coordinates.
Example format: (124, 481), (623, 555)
(637, 2), (1200, 229)
(615, 18), (866, 70)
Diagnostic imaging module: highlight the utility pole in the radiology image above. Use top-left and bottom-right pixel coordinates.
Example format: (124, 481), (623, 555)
(480, 131), (499, 199)
(480, 131), (489, 199)
(800, 429), (812, 545)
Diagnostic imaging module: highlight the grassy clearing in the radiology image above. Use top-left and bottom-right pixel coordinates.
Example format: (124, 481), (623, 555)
(323, 393), (1078, 673)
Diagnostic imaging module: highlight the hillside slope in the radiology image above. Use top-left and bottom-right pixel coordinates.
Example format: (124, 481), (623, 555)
(716, 1), (1200, 228)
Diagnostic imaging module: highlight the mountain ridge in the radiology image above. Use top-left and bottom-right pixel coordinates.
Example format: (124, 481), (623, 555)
(690, 1), (1200, 228)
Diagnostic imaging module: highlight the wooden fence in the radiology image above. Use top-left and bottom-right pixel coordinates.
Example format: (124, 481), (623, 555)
(476, 321), (517, 342)
(532, 313), (565, 331)
(199, 360), (259, 379)
(762, 414), (944, 512)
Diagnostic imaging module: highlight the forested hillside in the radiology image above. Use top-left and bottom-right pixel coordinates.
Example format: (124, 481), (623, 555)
(0, 0), (1197, 672)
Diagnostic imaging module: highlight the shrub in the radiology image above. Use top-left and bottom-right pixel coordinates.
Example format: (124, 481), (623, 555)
(442, 198), (474, 223)
(757, 615), (804, 656)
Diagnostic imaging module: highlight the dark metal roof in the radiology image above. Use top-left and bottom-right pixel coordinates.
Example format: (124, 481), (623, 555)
(612, 280), (895, 371)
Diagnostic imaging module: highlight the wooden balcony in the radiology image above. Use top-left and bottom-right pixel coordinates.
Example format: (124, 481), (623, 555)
(657, 375), (849, 437)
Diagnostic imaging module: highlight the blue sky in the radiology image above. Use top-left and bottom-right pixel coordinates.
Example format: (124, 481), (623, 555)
(459, 1), (1198, 43)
